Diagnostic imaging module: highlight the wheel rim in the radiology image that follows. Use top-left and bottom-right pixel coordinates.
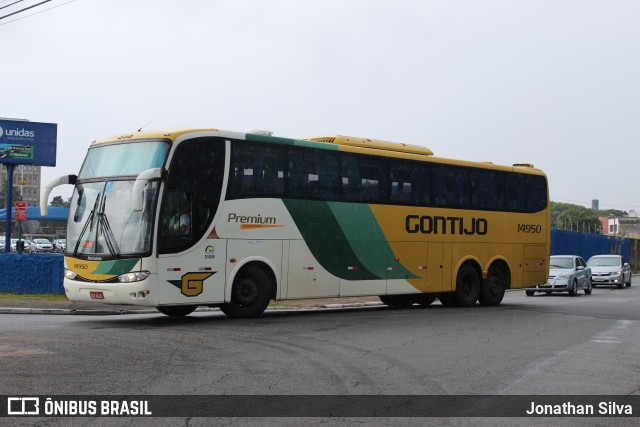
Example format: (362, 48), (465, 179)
(460, 273), (475, 298)
(486, 275), (501, 298)
(235, 277), (259, 306)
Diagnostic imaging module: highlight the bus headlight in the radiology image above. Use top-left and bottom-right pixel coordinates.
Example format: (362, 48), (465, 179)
(64, 269), (77, 280)
(118, 271), (151, 283)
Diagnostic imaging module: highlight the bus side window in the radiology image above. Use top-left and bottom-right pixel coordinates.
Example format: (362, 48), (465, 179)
(359, 157), (381, 203)
(390, 160), (413, 205)
(317, 151), (340, 199)
(506, 174), (526, 212)
(341, 154), (361, 202)
(158, 137), (224, 254)
(526, 174), (548, 212)
(287, 149), (305, 198)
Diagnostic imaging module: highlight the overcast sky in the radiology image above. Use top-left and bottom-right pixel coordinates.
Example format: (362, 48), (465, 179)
(2, 0), (639, 212)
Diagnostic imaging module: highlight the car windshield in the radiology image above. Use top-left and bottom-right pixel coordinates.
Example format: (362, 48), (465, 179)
(549, 257), (573, 269)
(587, 257), (620, 267)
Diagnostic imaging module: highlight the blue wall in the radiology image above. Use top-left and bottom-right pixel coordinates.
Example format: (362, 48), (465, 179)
(551, 229), (629, 261)
(0, 253), (64, 294)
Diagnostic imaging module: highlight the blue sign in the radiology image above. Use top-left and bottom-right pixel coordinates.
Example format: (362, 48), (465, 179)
(0, 119), (57, 166)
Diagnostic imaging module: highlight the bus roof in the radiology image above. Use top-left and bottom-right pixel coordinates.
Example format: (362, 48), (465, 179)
(90, 128), (220, 145)
(88, 127), (545, 177)
(303, 135), (434, 156)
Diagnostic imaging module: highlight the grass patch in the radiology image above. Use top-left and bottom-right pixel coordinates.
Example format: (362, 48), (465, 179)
(0, 292), (67, 301)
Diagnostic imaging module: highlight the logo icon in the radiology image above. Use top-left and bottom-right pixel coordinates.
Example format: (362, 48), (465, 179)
(7, 397), (40, 415)
(168, 272), (215, 297)
(0, 126), (4, 137)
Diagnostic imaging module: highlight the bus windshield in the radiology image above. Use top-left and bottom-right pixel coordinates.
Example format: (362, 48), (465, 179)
(78, 140), (169, 179)
(67, 180), (159, 257)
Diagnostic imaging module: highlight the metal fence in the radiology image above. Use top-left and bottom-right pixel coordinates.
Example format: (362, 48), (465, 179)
(551, 228), (636, 270)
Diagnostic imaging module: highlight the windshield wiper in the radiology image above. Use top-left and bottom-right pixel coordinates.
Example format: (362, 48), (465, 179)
(94, 189), (121, 257)
(73, 203), (97, 256)
(97, 206), (120, 256)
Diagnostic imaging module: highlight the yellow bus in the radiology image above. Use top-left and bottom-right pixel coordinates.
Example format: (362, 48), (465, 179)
(41, 128), (549, 317)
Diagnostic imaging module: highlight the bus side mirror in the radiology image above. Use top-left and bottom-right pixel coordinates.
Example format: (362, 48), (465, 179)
(40, 175), (77, 216)
(132, 168), (162, 212)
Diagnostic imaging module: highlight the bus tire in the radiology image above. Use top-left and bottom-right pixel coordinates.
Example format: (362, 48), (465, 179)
(220, 264), (273, 318)
(156, 305), (198, 317)
(455, 264), (481, 307)
(479, 265), (507, 306)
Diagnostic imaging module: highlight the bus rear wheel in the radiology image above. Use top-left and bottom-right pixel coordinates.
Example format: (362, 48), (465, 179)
(220, 264), (273, 319)
(455, 264), (481, 307)
(156, 305), (198, 317)
(479, 265), (507, 306)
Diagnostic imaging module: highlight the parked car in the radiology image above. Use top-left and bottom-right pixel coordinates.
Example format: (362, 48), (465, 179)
(526, 255), (592, 296)
(587, 255), (631, 289)
(0, 236), (4, 251)
(52, 239), (66, 252)
(10, 239), (30, 252)
(30, 238), (54, 253)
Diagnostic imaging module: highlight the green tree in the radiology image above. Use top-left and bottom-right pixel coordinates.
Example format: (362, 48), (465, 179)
(551, 202), (603, 234)
(50, 195), (70, 208)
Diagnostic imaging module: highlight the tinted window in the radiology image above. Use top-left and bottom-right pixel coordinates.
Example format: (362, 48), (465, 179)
(225, 140), (548, 213)
(158, 137), (225, 254)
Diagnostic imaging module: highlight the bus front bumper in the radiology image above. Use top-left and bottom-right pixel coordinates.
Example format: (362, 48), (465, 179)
(63, 276), (158, 306)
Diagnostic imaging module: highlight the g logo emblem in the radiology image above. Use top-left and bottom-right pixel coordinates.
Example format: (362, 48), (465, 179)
(169, 272), (215, 297)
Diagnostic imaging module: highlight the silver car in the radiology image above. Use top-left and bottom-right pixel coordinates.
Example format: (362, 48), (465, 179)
(30, 238), (54, 253)
(526, 255), (592, 296)
(587, 255), (631, 289)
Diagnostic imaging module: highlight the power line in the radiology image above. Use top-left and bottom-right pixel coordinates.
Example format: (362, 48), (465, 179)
(0, 0), (52, 21)
(0, 0), (75, 25)
(0, 1), (25, 12)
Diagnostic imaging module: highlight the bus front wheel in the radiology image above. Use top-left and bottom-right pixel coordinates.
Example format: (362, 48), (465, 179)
(220, 264), (273, 319)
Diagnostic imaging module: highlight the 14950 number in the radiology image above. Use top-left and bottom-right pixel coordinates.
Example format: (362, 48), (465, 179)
(517, 224), (542, 233)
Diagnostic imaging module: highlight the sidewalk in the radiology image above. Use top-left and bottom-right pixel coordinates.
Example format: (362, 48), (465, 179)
(0, 296), (384, 315)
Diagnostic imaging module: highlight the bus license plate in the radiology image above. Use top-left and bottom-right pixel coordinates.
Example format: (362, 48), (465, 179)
(90, 291), (104, 300)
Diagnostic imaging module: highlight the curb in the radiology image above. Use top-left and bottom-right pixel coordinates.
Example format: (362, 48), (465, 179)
(0, 307), (159, 315)
(0, 302), (384, 316)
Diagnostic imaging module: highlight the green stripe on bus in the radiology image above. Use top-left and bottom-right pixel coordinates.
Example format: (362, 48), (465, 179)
(283, 199), (380, 280)
(92, 259), (139, 275)
(328, 203), (418, 280)
(283, 200), (418, 280)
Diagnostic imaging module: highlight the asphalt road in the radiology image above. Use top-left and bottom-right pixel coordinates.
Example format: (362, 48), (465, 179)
(1, 285), (639, 426)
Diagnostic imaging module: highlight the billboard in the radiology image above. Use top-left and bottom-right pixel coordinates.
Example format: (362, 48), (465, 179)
(0, 119), (57, 166)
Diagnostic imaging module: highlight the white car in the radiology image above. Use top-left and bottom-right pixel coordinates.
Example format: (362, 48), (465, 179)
(52, 239), (66, 252)
(587, 255), (631, 289)
(30, 238), (54, 252)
